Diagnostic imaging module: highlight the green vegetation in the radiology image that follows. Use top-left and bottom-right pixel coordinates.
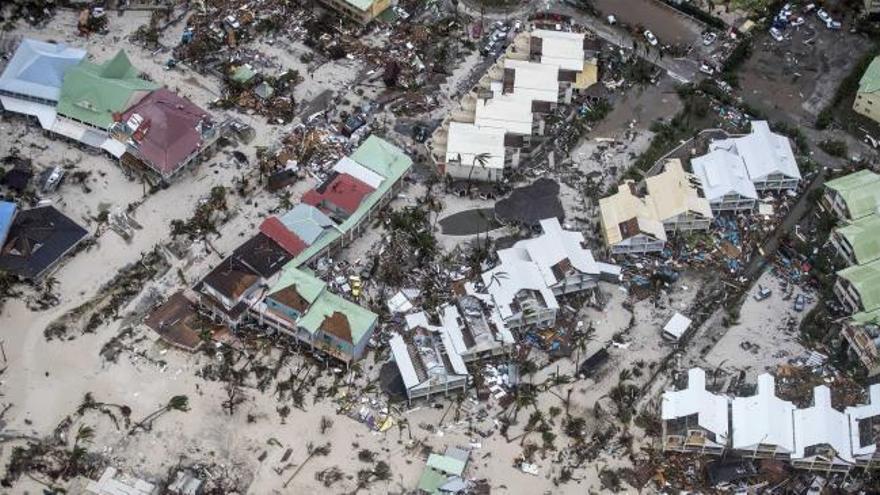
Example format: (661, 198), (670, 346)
(819, 139), (848, 158)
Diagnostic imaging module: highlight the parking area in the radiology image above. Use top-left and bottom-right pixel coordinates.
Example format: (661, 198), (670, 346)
(591, 0), (707, 47)
(738, 5), (875, 123)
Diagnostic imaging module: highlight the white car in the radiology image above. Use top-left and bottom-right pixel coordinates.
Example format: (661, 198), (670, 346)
(644, 30), (658, 46)
(769, 27), (784, 41)
(702, 32), (717, 45)
(816, 9), (831, 23)
(790, 16), (805, 27)
(699, 62), (715, 75)
(826, 19), (841, 29)
(607, 15), (617, 25)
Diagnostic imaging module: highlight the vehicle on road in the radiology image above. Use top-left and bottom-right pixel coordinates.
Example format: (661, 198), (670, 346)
(754, 285), (772, 301)
(644, 30), (658, 46)
(702, 32), (717, 45)
(699, 62), (715, 75)
(794, 294), (806, 312)
(607, 15), (617, 25)
(816, 9), (831, 23)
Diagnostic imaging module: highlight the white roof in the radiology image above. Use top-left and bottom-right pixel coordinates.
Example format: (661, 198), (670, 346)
(845, 384), (880, 458)
(661, 368), (729, 442)
(387, 291), (413, 314)
(499, 218), (603, 287)
(389, 333), (420, 390)
(405, 310), (470, 377)
(474, 83), (533, 135)
(0, 38), (86, 102)
(503, 59), (559, 103)
(691, 148), (758, 202)
(531, 29), (586, 72)
(709, 121), (801, 183)
(445, 122), (506, 170)
(792, 386), (854, 463)
(333, 155), (385, 188)
(662, 312), (692, 340)
(478, 258), (558, 320)
(731, 374), (796, 452)
(0, 95), (57, 128)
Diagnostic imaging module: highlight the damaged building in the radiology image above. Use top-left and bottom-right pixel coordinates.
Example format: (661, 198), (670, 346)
(389, 314), (469, 403)
(661, 368), (880, 472)
(599, 159), (713, 255)
(466, 217), (619, 333)
(429, 26), (599, 183)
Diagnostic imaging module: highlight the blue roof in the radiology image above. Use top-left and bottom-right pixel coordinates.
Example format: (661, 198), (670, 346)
(0, 201), (16, 247)
(279, 203), (336, 245)
(0, 39), (87, 102)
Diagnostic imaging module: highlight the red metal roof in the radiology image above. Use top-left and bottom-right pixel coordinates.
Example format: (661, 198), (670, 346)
(259, 217), (307, 256)
(120, 88), (212, 177)
(302, 172), (375, 217)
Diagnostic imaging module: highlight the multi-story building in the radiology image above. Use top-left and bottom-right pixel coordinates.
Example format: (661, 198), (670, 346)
(467, 217), (619, 333)
(600, 159), (713, 254)
(708, 121), (801, 192)
(429, 27), (599, 183)
(854, 55), (880, 124)
(791, 386), (855, 472)
(823, 169), (880, 223)
(661, 368), (729, 455)
(831, 214), (880, 266)
(834, 259), (880, 315)
(845, 384), (880, 468)
(389, 328), (469, 403)
(731, 374), (796, 460)
(691, 148), (758, 212)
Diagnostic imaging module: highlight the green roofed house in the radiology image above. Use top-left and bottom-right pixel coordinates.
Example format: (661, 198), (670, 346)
(823, 170), (880, 222)
(835, 259), (880, 315)
(57, 50), (157, 130)
(416, 448), (469, 495)
(253, 266), (377, 363)
(832, 214), (880, 266)
(854, 55), (880, 125)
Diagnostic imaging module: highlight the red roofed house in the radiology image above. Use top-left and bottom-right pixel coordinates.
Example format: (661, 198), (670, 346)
(260, 216), (308, 256)
(114, 88), (221, 180)
(302, 172), (375, 221)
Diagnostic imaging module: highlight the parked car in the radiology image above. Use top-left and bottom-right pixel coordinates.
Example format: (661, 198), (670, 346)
(702, 32), (717, 45)
(790, 16), (805, 27)
(607, 15), (617, 25)
(816, 9), (831, 23)
(754, 285), (772, 301)
(769, 27), (785, 41)
(794, 294), (806, 312)
(644, 30), (658, 46)
(826, 19), (841, 29)
(699, 62), (715, 75)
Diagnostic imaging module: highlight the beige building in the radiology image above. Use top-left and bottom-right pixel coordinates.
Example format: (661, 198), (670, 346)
(599, 159), (713, 255)
(854, 55), (880, 124)
(317, 0), (393, 25)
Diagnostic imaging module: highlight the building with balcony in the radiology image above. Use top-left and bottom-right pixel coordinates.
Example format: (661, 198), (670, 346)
(846, 384), (880, 468)
(791, 386), (855, 472)
(822, 169), (880, 223)
(600, 159), (712, 254)
(731, 374), (796, 460)
(708, 121), (801, 192)
(389, 328), (469, 403)
(467, 217), (618, 333)
(831, 214), (880, 266)
(661, 368), (729, 455)
(854, 55), (880, 124)
(691, 148), (758, 212)
(253, 266), (377, 363)
(834, 259), (880, 315)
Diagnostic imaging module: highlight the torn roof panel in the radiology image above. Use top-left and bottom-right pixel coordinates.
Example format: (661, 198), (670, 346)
(661, 368), (729, 442)
(792, 386), (853, 463)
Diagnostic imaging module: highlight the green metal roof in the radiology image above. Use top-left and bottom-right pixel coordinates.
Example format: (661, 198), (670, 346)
(268, 266), (326, 303)
(57, 50), (157, 129)
(297, 285), (377, 344)
(850, 308), (880, 326)
(289, 136), (411, 267)
(835, 214), (880, 265)
(838, 258), (880, 313)
(231, 64), (256, 84)
(825, 170), (880, 220)
(416, 468), (447, 494)
(859, 55), (880, 94)
(426, 454), (466, 477)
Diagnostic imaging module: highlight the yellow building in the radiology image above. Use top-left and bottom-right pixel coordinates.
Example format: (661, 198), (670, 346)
(854, 55), (880, 124)
(317, 0), (393, 25)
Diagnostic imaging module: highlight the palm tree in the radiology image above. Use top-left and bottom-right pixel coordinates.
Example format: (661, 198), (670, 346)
(130, 395), (189, 434)
(464, 152), (491, 195)
(65, 424), (94, 476)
